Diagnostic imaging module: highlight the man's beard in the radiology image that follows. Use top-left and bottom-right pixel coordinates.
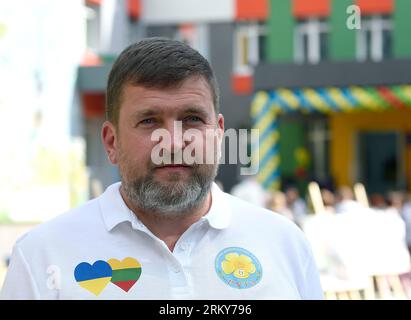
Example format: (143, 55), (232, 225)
(121, 162), (218, 218)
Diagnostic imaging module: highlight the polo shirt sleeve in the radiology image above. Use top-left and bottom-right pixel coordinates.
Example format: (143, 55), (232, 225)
(0, 244), (40, 300)
(300, 251), (324, 300)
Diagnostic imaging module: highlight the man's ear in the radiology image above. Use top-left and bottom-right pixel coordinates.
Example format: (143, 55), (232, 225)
(217, 114), (224, 139)
(215, 114), (225, 163)
(101, 121), (119, 164)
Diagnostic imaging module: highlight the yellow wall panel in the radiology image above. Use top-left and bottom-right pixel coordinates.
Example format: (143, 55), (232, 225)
(330, 109), (411, 190)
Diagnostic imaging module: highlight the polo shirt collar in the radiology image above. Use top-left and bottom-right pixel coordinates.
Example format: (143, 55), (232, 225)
(201, 182), (232, 229)
(99, 182), (139, 231)
(99, 181), (232, 232)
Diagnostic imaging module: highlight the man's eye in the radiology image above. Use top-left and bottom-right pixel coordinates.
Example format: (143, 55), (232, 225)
(140, 118), (156, 125)
(185, 116), (202, 122)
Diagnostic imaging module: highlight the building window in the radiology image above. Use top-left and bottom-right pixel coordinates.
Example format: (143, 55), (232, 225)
(175, 24), (210, 60)
(294, 18), (329, 64)
(307, 119), (330, 184)
(85, 4), (101, 53)
(356, 15), (392, 62)
(233, 22), (267, 75)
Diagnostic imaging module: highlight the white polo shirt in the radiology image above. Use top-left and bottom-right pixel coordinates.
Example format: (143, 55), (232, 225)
(1, 182), (323, 300)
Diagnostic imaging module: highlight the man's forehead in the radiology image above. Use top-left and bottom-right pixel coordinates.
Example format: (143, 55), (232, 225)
(121, 80), (214, 113)
(126, 81), (210, 97)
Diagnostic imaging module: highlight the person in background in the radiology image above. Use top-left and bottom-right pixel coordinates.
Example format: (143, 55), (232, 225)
(369, 193), (387, 211)
(230, 176), (270, 208)
(386, 191), (405, 216)
(398, 193), (411, 256)
(285, 186), (307, 226)
(321, 188), (336, 214)
(268, 191), (295, 222)
(335, 186), (364, 213)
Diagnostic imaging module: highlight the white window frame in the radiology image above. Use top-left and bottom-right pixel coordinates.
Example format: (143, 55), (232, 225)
(294, 18), (329, 64)
(84, 4), (101, 53)
(307, 119), (330, 182)
(356, 15), (392, 62)
(233, 23), (267, 75)
(174, 24), (210, 60)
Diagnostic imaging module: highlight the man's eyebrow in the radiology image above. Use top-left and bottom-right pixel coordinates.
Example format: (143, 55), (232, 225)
(182, 106), (212, 118)
(132, 106), (213, 119)
(133, 109), (159, 118)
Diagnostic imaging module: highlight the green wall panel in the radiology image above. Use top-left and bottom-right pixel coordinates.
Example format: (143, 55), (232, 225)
(266, 0), (294, 63)
(330, 0), (356, 61)
(394, 0), (411, 58)
(279, 120), (305, 176)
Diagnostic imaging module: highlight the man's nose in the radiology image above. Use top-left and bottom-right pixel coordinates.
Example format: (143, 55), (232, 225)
(165, 120), (185, 153)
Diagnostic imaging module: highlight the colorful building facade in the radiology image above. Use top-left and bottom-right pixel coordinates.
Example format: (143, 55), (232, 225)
(77, 0), (411, 196)
(250, 0), (411, 195)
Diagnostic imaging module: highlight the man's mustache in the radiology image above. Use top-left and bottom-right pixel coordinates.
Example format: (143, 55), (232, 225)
(150, 150), (202, 168)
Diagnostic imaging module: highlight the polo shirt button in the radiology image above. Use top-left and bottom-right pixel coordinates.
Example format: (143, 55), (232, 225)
(173, 266), (181, 273)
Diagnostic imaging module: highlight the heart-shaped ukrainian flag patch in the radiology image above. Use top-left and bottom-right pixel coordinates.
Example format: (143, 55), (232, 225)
(74, 260), (112, 296)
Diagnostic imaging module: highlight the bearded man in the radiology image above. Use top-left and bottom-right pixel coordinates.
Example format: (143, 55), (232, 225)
(1, 38), (323, 300)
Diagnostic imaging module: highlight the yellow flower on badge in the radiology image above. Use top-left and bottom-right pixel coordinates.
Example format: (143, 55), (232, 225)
(221, 252), (256, 279)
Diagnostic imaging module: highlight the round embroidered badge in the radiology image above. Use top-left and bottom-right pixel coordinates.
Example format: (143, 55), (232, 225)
(215, 247), (263, 289)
